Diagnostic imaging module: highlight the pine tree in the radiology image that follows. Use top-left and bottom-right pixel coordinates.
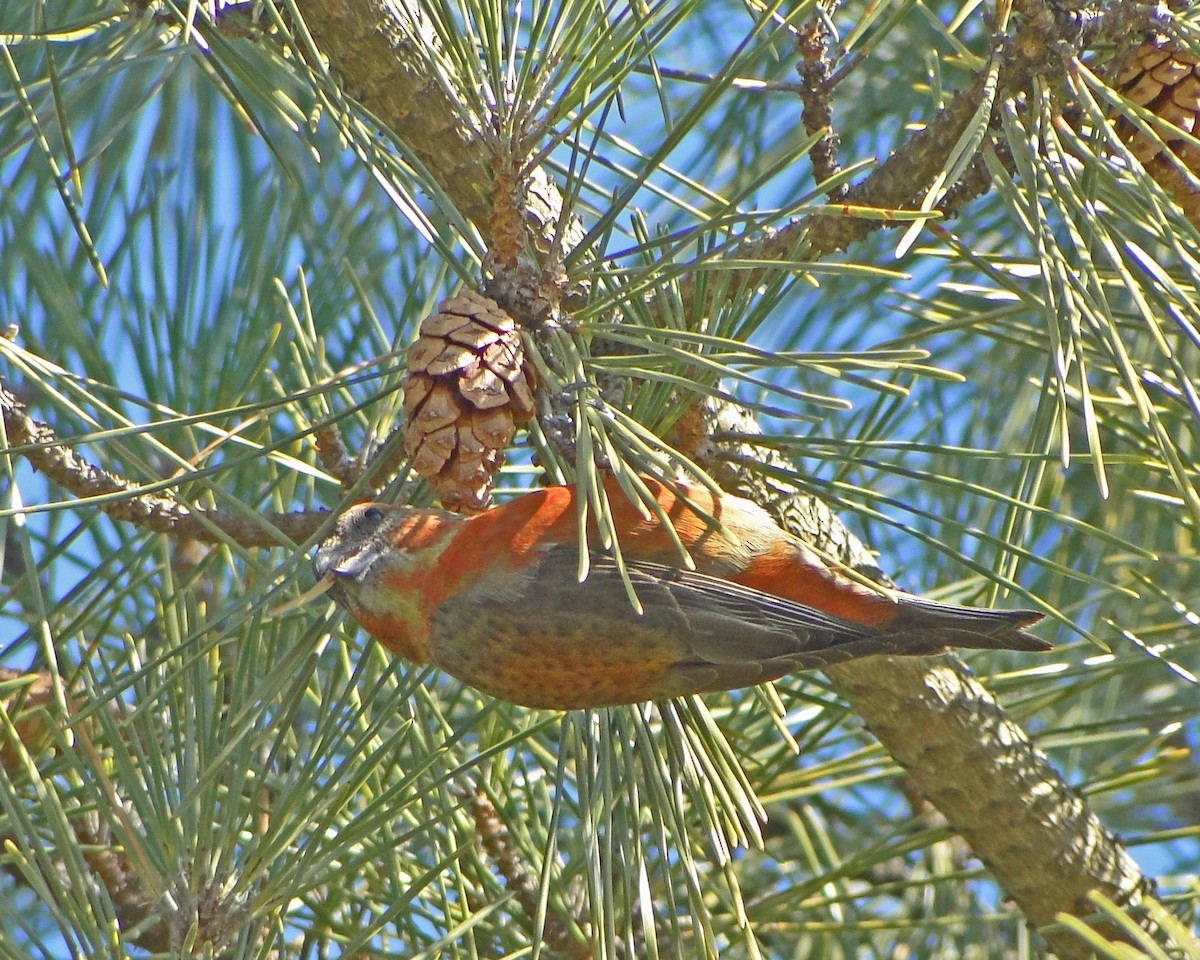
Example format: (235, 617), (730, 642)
(1, 1), (1197, 957)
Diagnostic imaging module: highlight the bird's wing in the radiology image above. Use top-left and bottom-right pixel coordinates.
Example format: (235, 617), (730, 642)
(443, 547), (918, 693)
(597, 553), (876, 659)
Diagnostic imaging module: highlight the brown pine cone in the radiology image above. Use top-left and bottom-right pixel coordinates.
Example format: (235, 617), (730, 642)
(402, 291), (537, 512)
(1114, 41), (1200, 223)
(1116, 42), (1200, 172)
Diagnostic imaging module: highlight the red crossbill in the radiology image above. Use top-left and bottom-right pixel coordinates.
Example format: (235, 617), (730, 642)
(312, 476), (1048, 709)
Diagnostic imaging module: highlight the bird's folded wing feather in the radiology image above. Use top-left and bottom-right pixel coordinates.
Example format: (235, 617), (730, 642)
(461, 547), (911, 667)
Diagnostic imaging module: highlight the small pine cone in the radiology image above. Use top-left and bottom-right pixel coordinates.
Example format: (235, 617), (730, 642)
(1115, 42), (1200, 174)
(402, 291), (537, 512)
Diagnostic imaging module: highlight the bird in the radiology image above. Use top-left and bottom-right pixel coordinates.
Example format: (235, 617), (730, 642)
(311, 475), (1049, 709)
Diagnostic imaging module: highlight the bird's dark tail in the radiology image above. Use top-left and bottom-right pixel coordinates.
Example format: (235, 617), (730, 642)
(890, 596), (1050, 653)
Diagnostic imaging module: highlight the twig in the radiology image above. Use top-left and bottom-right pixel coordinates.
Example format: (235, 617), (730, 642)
(314, 416), (413, 494)
(313, 423), (357, 489)
(795, 0), (847, 198)
(467, 788), (592, 960)
(352, 423), (412, 492)
(1, 385), (325, 547)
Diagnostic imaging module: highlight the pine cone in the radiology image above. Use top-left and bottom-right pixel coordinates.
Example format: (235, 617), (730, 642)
(1116, 43), (1200, 173)
(402, 291), (537, 512)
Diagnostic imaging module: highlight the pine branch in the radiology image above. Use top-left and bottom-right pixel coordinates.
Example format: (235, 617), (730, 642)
(0, 384), (323, 547)
(0, 670), (173, 954)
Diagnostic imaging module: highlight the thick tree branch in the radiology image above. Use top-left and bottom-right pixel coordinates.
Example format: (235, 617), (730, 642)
(288, 0), (490, 232)
(830, 657), (1151, 941)
(287, 0), (581, 269)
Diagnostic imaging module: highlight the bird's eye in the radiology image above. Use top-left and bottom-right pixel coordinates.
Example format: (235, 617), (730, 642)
(362, 506), (385, 525)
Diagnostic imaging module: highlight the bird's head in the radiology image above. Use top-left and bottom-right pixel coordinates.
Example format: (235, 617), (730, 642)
(312, 503), (401, 601)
